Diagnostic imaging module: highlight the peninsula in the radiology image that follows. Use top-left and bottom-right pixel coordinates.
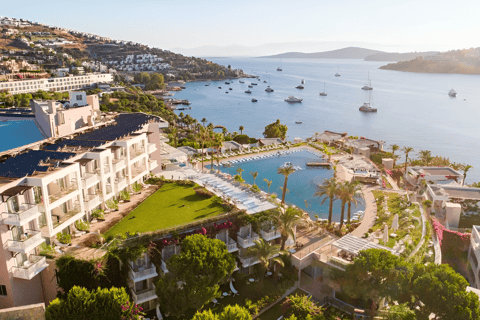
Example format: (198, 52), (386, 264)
(261, 46), (384, 59)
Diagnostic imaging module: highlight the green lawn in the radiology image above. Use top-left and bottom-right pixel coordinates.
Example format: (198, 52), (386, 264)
(105, 183), (226, 236)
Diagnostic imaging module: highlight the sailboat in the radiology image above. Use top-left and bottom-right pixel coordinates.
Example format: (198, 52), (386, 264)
(265, 75), (274, 92)
(361, 72), (373, 90)
(319, 82), (327, 96)
(335, 66), (341, 77)
(359, 90), (377, 112)
(277, 59), (283, 71)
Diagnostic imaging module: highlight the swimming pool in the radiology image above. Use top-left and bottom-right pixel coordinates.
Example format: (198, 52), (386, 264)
(213, 149), (365, 222)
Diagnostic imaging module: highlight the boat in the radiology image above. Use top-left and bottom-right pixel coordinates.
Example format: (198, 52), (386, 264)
(239, 80), (245, 83)
(265, 86), (274, 92)
(296, 84), (304, 89)
(319, 82), (327, 96)
(248, 85), (253, 88)
(359, 91), (377, 112)
(277, 67), (283, 71)
(449, 89), (457, 97)
(295, 121), (302, 124)
(251, 82), (257, 85)
(225, 81), (230, 84)
(284, 95), (303, 103)
(245, 90), (252, 94)
(361, 72), (373, 90)
(251, 98), (258, 102)
(205, 84), (210, 86)
(257, 78), (261, 81)
(225, 91), (229, 94)
(301, 79), (305, 85)
(263, 80), (267, 83)
(335, 73), (341, 77)
(218, 87), (222, 89)
(229, 87), (233, 90)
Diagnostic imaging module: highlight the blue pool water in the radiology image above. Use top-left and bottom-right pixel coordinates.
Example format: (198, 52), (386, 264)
(0, 120), (44, 152)
(214, 149), (365, 222)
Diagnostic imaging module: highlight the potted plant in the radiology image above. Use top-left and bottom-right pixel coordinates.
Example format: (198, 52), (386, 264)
(56, 233), (72, 245)
(91, 209), (105, 222)
(75, 219), (90, 232)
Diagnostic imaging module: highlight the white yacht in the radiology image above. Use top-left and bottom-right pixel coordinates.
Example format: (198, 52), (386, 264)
(335, 73), (341, 77)
(265, 86), (274, 92)
(284, 95), (303, 103)
(277, 67), (283, 71)
(359, 102), (377, 112)
(361, 72), (373, 90)
(449, 89), (457, 97)
(239, 80), (245, 84)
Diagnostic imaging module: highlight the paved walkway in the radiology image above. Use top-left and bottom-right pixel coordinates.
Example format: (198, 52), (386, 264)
(407, 203), (427, 260)
(351, 187), (378, 237)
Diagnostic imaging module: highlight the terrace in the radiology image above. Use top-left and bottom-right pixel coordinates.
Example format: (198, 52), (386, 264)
(7, 229), (45, 253)
(48, 181), (78, 204)
(1, 203), (43, 227)
(11, 255), (48, 280)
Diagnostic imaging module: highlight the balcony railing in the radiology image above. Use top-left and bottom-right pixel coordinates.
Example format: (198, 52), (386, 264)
(149, 160), (158, 170)
(130, 147), (146, 160)
(116, 177), (127, 191)
(327, 256), (350, 270)
(238, 255), (260, 267)
(260, 229), (281, 241)
(237, 232), (260, 248)
(129, 262), (158, 281)
(7, 230), (45, 253)
(131, 284), (157, 304)
(1, 204), (43, 226)
(112, 158), (126, 171)
(84, 194), (100, 211)
(104, 165), (110, 174)
(81, 173), (99, 188)
(106, 185), (113, 194)
(52, 206), (82, 228)
(148, 143), (157, 153)
(48, 182), (78, 204)
(12, 255), (48, 280)
(131, 165), (147, 177)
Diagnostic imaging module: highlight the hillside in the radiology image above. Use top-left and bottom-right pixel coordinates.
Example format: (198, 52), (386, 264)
(364, 51), (439, 62)
(379, 48), (480, 74)
(261, 47), (385, 59)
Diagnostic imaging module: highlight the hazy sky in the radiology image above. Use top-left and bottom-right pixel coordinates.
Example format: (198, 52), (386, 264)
(3, 0), (479, 55)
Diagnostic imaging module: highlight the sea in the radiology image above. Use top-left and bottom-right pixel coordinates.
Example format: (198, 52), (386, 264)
(0, 119), (45, 152)
(173, 57), (480, 182)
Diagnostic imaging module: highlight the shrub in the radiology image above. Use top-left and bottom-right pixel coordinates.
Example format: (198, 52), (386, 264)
(234, 174), (245, 183)
(194, 187), (214, 198)
(56, 233), (71, 244)
(250, 184), (260, 193)
(92, 209), (105, 220)
(75, 220), (90, 231)
(233, 134), (251, 145)
(39, 243), (56, 259)
(119, 190), (130, 201)
(105, 199), (118, 211)
(132, 182), (142, 193)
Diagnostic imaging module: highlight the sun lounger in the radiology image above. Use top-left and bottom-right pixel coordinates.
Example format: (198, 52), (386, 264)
(230, 280), (239, 296)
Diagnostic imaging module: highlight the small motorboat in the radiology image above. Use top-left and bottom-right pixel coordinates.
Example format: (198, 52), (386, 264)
(205, 84), (210, 86)
(295, 121), (302, 124)
(218, 87), (222, 89)
(225, 81), (230, 84)
(239, 80), (245, 83)
(229, 88), (233, 90)
(284, 95), (303, 103)
(225, 91), (229, 94)
(449, 89), (457, 97)
(251, 83), (257, 85)
(265, 86), (274, 92)
(248, 85), (253, 88)
(251, 98), (258, 102)
(257, 78), (261, 81)
(263, 80), (267, 83)
(245, 90), (252, 94)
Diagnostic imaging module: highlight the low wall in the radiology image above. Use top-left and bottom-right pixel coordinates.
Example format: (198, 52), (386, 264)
(0, 303), (45, 320)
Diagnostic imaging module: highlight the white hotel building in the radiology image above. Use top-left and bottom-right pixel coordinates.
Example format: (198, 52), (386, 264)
(0, 73), (113, 95)
(0, 112), (166, 309)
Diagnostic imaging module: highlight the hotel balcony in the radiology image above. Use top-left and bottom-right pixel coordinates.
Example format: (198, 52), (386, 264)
(131, 165), (147, 178)
(131, 283), (157, 305)
(106, 185), (113, 195)
(112, 158), (126, 172)
(129, 262), (158, 282)
(260, 229), (281, 242)
(237, 232), (260, 248)
(1, 204), (43, 227)
(84, 194), (101, 212)
(103, 165), (111, 174)
(12, 255), (48, 280)
(130, 147), (146, 160)
(149, 159), (158, 171)
(326, 255), (350, 271)
(48, 182), (78, 204)
(219, 237), (238, 253)
(52, 206), (82, 229)
(116, 177), (128, 191)
(81, 173), (100, 189)
(7, 230), (45, 253)
(238, 255), (260, 268)
(148, 143), (157, 153)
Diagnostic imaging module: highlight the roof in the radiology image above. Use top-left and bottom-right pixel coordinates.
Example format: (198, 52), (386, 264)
(177, 146), (198, 155)
(0, 185), (32, 201)
(332, 234), (397, 255)
(411, 167), (462, 177)
(345, 139), (380, 149)
(315, 132), (343, 142)
(441, 186), (480, 200)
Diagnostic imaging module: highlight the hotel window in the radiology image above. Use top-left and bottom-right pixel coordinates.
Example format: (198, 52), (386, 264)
(0, 285), (7, 296)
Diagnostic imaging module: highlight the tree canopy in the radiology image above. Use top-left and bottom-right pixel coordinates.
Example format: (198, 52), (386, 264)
(156, 234), (236, 317)
(263, 119), (288, 139)
(192, 305), (252, 320)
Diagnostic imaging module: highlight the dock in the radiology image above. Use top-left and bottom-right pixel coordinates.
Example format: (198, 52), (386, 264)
(306, 161), (330, 167)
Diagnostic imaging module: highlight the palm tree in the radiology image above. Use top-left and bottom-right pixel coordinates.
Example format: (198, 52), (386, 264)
(196, 126), (210, 172)
(250, 171), (258, 185)
(277, 166), (296, 205)
(250, 239), (287, 287)
(323, 146), (333, 162)
(336, 183), (349, 229)
(314, 178), (338, 226)
(236, 167), (244, 179)
(214, 133), (224, 173)
(418, 150), (433, 166)
(201, 117), (207, 127)
(269, 207), (308, 251)
(461, 164), (473, 186)
(402, 146), (414, 173)
(263, 179), (272, 193)
(239, 125), (244, 135)
(389, 144), (399, 167)
(168, 126), (178, 148)
(344, 182), (362, 224)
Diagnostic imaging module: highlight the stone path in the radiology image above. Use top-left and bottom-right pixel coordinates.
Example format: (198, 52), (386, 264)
(351, 187), (378, 238)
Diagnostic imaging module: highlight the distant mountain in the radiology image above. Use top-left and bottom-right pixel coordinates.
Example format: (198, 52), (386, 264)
(364, 51), (439, 61)
(261, 47), (385, 59)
